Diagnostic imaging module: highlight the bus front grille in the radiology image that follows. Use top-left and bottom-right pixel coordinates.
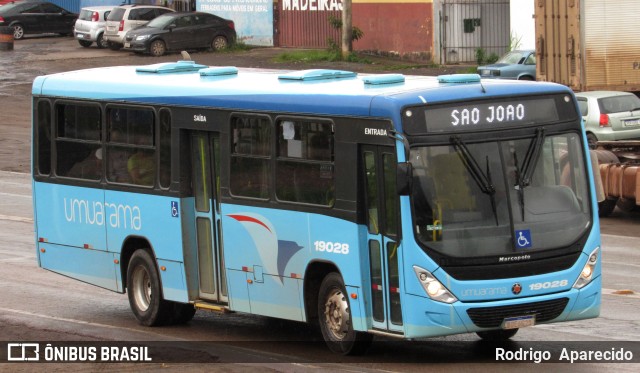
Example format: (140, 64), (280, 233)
(467, 298), (569, 328)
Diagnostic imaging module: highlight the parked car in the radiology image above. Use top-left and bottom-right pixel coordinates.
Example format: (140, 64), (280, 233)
(0, 0), (77, 40)
(575, 91), (640, 149)
(477, 50), (536, 80)
(73, 5), (114, 48)
(124, 11), (236, 57)
(104, 4), (174, 50)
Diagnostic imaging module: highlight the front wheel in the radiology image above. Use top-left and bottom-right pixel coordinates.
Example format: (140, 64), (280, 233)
(318, 272), (372, 355)
(150, 39), (166, 57)
(12, 24), (24, 40)
(127, 249), (172, 326)
(476, 328), (519, 341)
(78, 40), (92, 48)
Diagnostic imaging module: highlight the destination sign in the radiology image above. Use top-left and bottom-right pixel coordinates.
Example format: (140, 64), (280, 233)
(403, 95), (577, 135)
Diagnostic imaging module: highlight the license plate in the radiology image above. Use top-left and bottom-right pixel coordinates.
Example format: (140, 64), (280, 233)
(124, 42), (130, 48)
(502, 315), (536, 329)
(624, 119), (640, 127)
(76, 33), (84, 39)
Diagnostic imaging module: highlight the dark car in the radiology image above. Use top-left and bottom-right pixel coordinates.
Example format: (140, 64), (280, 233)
(124, 11), (236, 56)
(0, 0), (77, 40)
(477, 50), (536, 81)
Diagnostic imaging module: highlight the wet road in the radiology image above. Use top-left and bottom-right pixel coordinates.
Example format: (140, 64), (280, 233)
(0, 172), (639, 372)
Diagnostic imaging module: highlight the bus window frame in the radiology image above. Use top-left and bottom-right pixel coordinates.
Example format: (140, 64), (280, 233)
(274, 116), (336, 208)
(228, 113), (272, 201)
(104, 104), (157, 189)
(53, 100), (103, 182)
(35, 98), (53, 177)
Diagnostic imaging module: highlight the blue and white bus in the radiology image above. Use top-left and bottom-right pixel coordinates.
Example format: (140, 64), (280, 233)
(32, 60), (601, 354)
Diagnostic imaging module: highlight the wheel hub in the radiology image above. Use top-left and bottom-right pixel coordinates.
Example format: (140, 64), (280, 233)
(324, 289), (350, 340)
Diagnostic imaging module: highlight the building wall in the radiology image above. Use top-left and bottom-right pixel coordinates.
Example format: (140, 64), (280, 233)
(353, 0), (434, 59)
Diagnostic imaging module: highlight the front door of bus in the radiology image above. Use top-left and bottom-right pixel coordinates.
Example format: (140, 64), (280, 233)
(191, 132), (227, 303)
(361, 145), (403, 334)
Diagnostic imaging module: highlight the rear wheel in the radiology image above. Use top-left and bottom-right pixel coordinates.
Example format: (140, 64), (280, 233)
(96, 34), (108, 49)
(127, 249), (172, 326)
(78, 40), (92, 48)
(476, 328), (519, 341)
(12, 24), (24, 40)
(598, 197), (618, 217)
(318, 272), (373, 355)
(108, 41), (122, 50)
(150, 39), (166, 57)
(587, 133), (598, 150)
(211, 35), (228, 51)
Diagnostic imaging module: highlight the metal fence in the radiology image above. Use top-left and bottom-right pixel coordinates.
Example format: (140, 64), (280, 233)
(440, 0), (510, 64)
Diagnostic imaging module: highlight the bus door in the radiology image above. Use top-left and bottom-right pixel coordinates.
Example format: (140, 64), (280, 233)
(191, 132), (227, 303)
(361, 145), (403, 334)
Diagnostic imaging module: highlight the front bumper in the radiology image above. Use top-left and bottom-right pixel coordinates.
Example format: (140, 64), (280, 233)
(122, 39), (148, 53)
(401, 275), (601, 339)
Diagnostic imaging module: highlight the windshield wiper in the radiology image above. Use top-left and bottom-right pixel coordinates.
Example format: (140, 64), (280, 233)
(450, 136), (498, 225)
(513, 128), (546, 220)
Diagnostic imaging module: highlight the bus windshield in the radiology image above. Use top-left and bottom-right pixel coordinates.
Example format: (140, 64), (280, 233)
(410, 132), (591, 258)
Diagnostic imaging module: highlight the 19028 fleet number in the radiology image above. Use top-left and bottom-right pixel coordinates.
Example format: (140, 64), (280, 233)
(529, 279), (568, 291)
(314, 241), (349, 255)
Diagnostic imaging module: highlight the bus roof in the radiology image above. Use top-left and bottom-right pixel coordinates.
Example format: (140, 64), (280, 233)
(32, 60), (572, 118)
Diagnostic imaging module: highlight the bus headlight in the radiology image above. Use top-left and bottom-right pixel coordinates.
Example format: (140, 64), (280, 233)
(573, 247), (599, 289)
(413, 266), (457, 303)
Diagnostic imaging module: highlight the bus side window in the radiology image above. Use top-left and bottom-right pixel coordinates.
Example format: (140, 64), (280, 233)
(106, 107), (156, 187)
(276, 119), (334, 206)
(55, 103), (102, 180)
(36, 100), (52, 176)
(230, 115), (271, 199)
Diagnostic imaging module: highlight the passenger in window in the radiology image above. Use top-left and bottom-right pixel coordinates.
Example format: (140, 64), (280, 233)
(107, 129), (131, 183)
(67, 148), (102, 180)
(128, 150), (155, 186)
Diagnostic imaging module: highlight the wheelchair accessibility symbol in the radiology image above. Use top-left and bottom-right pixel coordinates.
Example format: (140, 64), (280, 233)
(515, 230), (532, 249)
(171, 201), (179, 218)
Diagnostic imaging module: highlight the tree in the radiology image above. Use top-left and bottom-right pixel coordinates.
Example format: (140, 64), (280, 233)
(341, 0), (353, 58)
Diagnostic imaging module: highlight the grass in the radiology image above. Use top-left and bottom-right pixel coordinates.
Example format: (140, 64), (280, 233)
(274, 49), (372, 64)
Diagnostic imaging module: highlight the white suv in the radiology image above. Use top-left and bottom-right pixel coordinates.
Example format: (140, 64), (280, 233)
(104, 5), (174, 50)
(74, 6), (114, 49)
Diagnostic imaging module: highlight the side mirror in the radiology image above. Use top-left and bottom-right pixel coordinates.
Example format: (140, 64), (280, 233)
(396, 162), (413, 195)
(168, 24), (176, 31)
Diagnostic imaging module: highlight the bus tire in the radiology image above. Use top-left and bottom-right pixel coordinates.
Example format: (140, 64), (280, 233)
(170, 302), (196, 324)
(318, 272), (373, 355)
(476, 328), (519, 341)
(127, 249), (172, 326)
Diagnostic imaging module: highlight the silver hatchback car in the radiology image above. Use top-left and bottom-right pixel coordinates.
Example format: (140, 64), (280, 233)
(104, 5), (174, 50)
(73, 6), (114, 48)
(575, 91), (640, 148)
